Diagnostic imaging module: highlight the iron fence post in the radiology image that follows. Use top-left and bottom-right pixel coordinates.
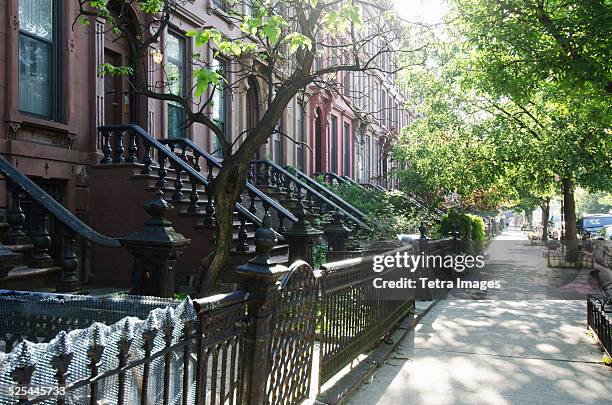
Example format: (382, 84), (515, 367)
(324, 210), (351, 252)
(235, 210), (288, 405)
(120, 190), (190, 297)
(284, 198), (323, 267)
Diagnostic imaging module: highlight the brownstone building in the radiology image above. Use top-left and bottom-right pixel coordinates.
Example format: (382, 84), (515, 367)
(0, 0), (411, 292)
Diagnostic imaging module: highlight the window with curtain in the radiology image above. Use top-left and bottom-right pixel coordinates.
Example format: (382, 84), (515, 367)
(296, 105), (304, 170)
(167, 31), (187, 138)
(273, 119), (282, 164)
(19, 0), (61, 120)
(330, 115), (338, 173)
(211, 57), (227, 157)
(343, 123), (350, 176)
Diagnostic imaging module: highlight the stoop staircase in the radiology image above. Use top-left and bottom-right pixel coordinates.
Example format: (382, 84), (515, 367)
(0, 123), (374, 293)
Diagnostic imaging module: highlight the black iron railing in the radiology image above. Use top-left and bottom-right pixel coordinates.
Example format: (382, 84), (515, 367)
(0, 292), (249, 405)
(587, 295), (612, 357)
(98, 124), (278, 230)
(0, 155), (119, 248)
(360, 182), (386, 192)
(290, 167), (369, 225)
(318, 243), (417, 386)
(314, 172), (348, 187)
(159, 137), (298, 228)
(251, 160), (370, 230)
(318, 238), (457, 388)
(339, 175), (367, 189)
(0, 256), (319, 404)
(0, 154), (120, 290)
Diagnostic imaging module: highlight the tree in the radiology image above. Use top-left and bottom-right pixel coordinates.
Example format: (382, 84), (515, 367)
(576, 191), (612, 215)
(77, 0), (410, 294)
(396, 0), (611, 252)
(446, 0), (612, 247)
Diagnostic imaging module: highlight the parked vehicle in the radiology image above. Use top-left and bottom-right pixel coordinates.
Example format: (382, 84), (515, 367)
(548, 221), (562, 240)
(597, 224), (612, 241)
(578, 214), (612, 239)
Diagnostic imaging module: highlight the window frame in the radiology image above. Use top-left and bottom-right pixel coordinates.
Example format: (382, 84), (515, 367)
(343, 123), (351, 176)
(18, 0), (63, 121)
(296, 103), (304, 171)
(166, 30), (188, 138)
(273, 118), (283, 165)
(330, 115), (338, 173)
(211, 56), (228, 157)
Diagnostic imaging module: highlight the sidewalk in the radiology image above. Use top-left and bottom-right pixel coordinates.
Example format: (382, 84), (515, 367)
(347, 228), (612, 405)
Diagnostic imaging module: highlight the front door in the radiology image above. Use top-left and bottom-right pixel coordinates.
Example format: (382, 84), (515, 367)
(103, 50), (125, 125)
(103, 21), (138, 126)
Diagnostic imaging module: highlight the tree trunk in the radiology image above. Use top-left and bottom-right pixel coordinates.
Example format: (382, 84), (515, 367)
(562, 177), (578, 261)
(192, 159), (250, 296)
(525, 209), (533, 227)
(541, 198), (550, 241)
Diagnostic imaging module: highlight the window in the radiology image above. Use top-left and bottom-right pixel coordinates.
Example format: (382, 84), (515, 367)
(381, 91), (386, 125)
(343, 123), (350, 176)
(244, 0), (254, 16)
(364, 135), (371, 181)
(373, 141), (379, 177)
(19, 0), (62, 120)
(211, 57), (227, 157)
(388, 96), (393, 127)
(273, 119), (283, 164)
(167, 32), (187, 138)
(212, 0), (228, 12)
(330, 115), (338, 173)
(343, 71), (351, 97)
(296, 104), (304, 170)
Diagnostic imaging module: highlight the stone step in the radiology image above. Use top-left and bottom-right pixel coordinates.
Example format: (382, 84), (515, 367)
(0, 266), (61, 291)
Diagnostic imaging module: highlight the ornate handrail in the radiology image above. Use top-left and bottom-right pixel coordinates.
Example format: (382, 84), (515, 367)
(340, 175), (367, 189)
(0, 154), (120, 247)
(361, 182), (387, 192)
(314, 171), (347, 186)
(98, 124), (266, 228)
(253, 161), (370, 229)
(291, 167), (369, 223)
(158, 138), (297, 224)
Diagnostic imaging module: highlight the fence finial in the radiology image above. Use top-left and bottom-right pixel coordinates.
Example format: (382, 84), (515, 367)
(11, 342), (35, 386)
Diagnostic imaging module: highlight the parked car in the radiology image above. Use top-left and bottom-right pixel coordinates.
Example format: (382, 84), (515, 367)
(597, 224), (612, 241)
(548, 221), (562, 240)
(578, 214), (612, 239)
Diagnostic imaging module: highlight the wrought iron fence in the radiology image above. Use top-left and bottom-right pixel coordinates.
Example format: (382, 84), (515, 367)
(0, 260), (320, 405)
(266, 261), (318, 405)
(318, 239), (457, 387)
(318, 243), (416, 386)
(587, 295), (612, 358)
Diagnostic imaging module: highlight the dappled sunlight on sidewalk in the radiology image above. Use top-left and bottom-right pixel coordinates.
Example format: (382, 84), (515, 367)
(348, 229), (612, 405)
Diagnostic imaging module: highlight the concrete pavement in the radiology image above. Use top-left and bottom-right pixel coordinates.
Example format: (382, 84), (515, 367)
(347, 228), (612, 405)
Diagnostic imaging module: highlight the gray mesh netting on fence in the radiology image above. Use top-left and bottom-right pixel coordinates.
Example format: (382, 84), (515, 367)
(0, 290), (197, 405)
(0, 289), (182, 352)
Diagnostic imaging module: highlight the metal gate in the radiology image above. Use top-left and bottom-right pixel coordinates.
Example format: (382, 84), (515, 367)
(266, 260), (318, 405)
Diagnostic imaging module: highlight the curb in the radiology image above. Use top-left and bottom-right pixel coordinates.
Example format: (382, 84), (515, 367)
(316, 300), (437, 405)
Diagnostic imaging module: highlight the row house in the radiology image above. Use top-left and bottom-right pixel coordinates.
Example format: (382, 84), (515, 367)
(0, 0), (409, 290)
(1, 1), (408, 212)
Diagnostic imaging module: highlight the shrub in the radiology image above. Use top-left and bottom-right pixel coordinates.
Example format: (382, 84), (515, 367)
(439, 209), (486, 253)
(316, 182), (433, 241)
